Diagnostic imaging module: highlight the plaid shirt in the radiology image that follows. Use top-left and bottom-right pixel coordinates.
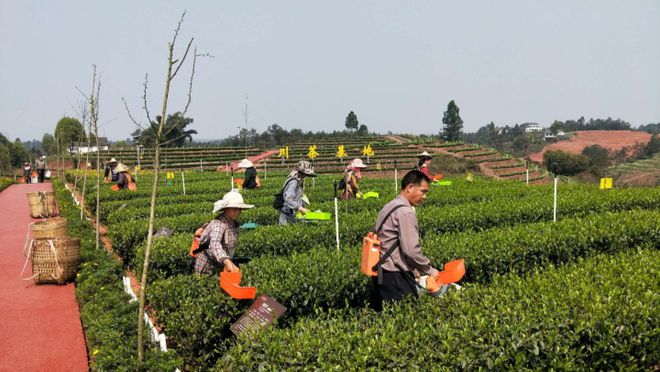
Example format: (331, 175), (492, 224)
(193, 216), (239, 274)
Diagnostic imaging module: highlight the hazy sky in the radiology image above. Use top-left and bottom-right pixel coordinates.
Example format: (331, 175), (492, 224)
(1, 1), (658, 141)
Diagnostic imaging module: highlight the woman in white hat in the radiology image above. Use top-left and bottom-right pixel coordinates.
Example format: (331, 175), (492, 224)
(340, 158), (367, 200)
(417, 151), (433, 179)
(278, 161), (316, 225)
(114, 163), (134, 190)
(237, 158), (260, 189)
(104, 157), (118, 182)
(194, 191), (254, 274)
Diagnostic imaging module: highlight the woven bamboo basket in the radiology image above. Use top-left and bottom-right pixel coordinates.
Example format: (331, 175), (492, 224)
(27, 191), (59, 218)
(31, 218), (68, 239)
(31, 238), (80, 284)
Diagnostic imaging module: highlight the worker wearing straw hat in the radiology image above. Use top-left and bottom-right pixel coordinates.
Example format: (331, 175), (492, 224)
(114, 163), (134, 190)
(279, 161), (316, 225)
(340, 158), (367, 200)
(416, 151), (433, 179)
(194, 191), (254, 274)
(237, 158), (260, 189)
(104, 157), (119, 182)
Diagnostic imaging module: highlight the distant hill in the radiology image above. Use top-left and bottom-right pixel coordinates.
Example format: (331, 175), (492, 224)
(529, 130), (651, 163)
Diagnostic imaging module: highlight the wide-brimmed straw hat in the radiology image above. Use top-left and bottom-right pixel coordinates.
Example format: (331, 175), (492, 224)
(237, 159), (254, 168)
(114, 163), (130, 173)
(417, 151), (433, 158)
(349, 158), (367, 169)
(109, 158), (117, 163)
(296, 161), (317, 177)
(212, 191), (254, 214)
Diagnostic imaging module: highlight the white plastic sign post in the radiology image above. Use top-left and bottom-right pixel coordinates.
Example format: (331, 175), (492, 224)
(553, 176), (558, 222)
(526, 168), (529, 185)
(181, 172), (186, 195)
(334, 198), (340, 250)
(394, 169), (398, 194)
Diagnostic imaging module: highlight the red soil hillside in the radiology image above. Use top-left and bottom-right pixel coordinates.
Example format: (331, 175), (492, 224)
(529, 130), (651, 163)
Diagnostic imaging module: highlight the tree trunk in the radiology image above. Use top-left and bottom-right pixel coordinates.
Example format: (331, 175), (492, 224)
(95, 116), (100, 251)
(137, 43), (173, 364)
(80, 122), (92, 220)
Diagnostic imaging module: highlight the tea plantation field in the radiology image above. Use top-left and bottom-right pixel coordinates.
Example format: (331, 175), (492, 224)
(62, 169), (659, 370)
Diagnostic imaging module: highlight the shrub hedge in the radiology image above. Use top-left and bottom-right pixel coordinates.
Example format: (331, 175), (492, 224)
(53, 181), (181, 370)
(148, 209), (659, 369)
(223, 248), (660, 370)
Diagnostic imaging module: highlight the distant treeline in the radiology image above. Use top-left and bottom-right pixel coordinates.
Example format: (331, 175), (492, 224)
(638, 123), (660, 134)
(197, 123), (372, 148)
(548, 117), (631, 133)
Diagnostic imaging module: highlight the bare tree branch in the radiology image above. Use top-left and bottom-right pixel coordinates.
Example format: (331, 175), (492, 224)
(170, 10), (186, 53)
(74, 86), (90, 101)
(159, 131), (193, 147)
(94, 75), (101, 125)
(181, 47), (198, 116)
(171, 37), (194, 79)
(122, 97), (145, 130)
(141, 73), (153, 125)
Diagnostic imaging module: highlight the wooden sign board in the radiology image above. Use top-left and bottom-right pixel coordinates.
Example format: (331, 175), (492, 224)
(230, 294), (286, 337)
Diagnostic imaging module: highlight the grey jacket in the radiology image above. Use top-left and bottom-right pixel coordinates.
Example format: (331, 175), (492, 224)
(281, 176), (303, 214)
(372, 195), (433, 273)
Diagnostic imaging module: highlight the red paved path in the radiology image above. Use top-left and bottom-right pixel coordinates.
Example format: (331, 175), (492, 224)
(0, 183), (88, 372)
(222, 149), (279, 171)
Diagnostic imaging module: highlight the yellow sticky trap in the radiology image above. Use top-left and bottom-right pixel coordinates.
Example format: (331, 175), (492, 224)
(600, 178), (612, 189)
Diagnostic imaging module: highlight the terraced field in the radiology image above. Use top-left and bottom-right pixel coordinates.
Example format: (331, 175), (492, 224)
(61, 168), (659, 370)
(613, 153), (660, 186)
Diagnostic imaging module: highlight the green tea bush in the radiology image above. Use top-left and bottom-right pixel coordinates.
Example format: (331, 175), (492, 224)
(147, 274), (247, 370)
(0, 177), (15, 192)
(149, 210), (658, 369)
(223, 249), (660, 370)
(53, 181), (181, 371)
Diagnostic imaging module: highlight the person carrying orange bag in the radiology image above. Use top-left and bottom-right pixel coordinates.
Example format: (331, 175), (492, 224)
(369, 170), (440, 311)
(114, 163), (136, 191)
(193, 191), (254, 274)
(237, 159), (260, 189)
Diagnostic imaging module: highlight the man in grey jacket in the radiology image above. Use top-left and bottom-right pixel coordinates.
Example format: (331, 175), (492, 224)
(371, 169), (439, 311)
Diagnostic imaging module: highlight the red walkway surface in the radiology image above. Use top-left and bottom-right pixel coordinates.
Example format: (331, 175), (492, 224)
(222, 149), (279, 171)
(0, 183), (88, 372)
